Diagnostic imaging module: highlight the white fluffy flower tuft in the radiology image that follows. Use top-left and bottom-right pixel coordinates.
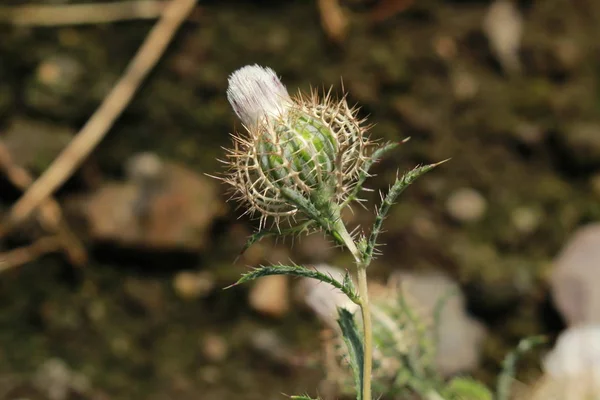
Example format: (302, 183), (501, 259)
(226, 64), (292, 127)
(544, 325), (600, 380)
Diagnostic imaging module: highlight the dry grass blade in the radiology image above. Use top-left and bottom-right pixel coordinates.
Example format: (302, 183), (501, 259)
(0, 1), (168, 26)
(6, 0), (197, 230)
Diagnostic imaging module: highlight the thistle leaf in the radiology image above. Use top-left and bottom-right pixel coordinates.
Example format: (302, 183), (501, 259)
(337, 307), (365, 400)
(239, 221), (314, 256)
(496, 335), (546, 400)
(443, 377), (493, 400)
(228, 264), (360, 304)
(343, 141), (399, 207)
(289, 395), (320, 400)
(363, 160), (447, 264)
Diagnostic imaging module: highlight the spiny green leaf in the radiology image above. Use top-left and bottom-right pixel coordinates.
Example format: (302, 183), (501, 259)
(289, 395), (320, 400)
(238, 221), (314, 256)
(227, 264), (360, 304)
(443, 377), (493, 400)
(337, 307), (365, 400)
(496, 335), (546, 400)
(343, 141), (399, 207)
(363, 160), (447, 265)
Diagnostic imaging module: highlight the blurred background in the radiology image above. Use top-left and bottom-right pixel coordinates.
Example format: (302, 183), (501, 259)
(1, 0), (599, 399)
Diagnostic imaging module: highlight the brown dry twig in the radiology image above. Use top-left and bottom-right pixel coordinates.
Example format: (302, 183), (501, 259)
(0, 144), (87, 267)
(369, 0), (414, 23)
(0, 1), (168, 26)
(0, 236), (62, 274)
(317, 0), (348, 43)
(5, 0), (197, 231)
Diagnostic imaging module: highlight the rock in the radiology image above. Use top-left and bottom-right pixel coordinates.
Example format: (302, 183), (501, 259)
(513, 121), (545, 147)
(433, 36), (458, 61)
(558, 123), (600, 168)
(2, 117), (73, 173)
(33, 358), (90, 400)
(550, 224), (600, 326)
(66, 158), (226, 252)
(451, 69), (479, 102)
(24, 54), (85, 117)
(511, 206), (542, 235)
(391, 272), (487, 376)
(446, 188), (487, 223)
(248, 275), (290, 318)
(526, 325), (600, 399)
(483, 0), (523, 74)
(173, 270), (215, 300)
(552, 38), (583, 75)
(201, 334), (229, 363)
(295, 264), (358, 330)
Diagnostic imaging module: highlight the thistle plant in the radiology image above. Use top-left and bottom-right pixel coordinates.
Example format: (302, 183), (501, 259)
(219, 64), (443, 400)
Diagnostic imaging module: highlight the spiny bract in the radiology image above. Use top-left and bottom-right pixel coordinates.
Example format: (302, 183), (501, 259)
(223, 65), (372, 227)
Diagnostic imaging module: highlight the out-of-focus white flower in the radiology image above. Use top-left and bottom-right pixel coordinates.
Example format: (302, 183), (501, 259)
(544, 325), (600, 381)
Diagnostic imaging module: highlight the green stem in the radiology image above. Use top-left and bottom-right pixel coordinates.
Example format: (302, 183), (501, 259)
(337, 225), (373, 400)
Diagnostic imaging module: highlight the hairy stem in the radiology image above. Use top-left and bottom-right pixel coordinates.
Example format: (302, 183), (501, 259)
(337, 224), (373, 400)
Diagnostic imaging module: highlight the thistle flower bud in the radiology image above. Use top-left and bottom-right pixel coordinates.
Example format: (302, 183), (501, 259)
(223, 65), (371, 227)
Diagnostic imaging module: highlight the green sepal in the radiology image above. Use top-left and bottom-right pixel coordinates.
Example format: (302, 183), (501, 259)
(337, 307), (365, 400)
(227, 264), (360, 305)
(443, 377), (493, 400)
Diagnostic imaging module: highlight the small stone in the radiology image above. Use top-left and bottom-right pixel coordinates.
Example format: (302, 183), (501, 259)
(411, 214), (439, 240)
(511, 207), (542, 234)
(483, 0), (523, 74)
(553, 38), (582, 74)
(25, 54), (85, 117)
(65, 161), (226, 252)
(433, 36), (457, 61)
(550, 223), (600, 326)
(446, 188), (487, 223)
(249, 275), (290, 318)
(513, 121), (545, 146)
(33, 358), (90, 400)
(392, 272), (487, 376)
(201, 334), (229, 363)
(451, 70), (479, 102)
(173, 271), (215, 300)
